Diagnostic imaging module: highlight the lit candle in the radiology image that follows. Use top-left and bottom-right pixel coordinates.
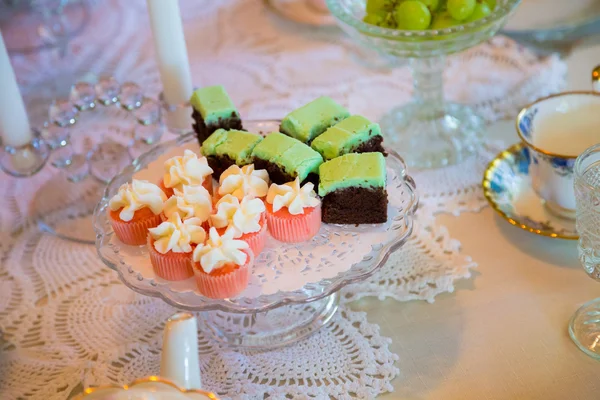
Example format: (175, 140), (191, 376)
(146, 0), (193, 107)
(0, 32), (32, 148)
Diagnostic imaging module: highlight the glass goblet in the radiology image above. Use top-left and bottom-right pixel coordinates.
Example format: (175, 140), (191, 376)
(569, 143), (600, 359)
(326, 0), (521, 168)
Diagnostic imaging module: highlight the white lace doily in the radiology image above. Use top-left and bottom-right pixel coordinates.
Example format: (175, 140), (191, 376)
(0, 227), (398, 400)
(343, 212), (477, 304)
(0, 0), (568, 398)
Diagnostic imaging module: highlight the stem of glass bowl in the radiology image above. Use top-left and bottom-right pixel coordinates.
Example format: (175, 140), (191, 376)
(380, 55), (484, 169)
(411, 56), (445, 119)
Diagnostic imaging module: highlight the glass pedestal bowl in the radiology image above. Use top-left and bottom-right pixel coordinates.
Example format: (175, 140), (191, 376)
(94, 120), (418, 350)
(326, 0), (521, 168)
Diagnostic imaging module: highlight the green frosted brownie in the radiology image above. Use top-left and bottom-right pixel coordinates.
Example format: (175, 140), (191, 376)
(190, 85), (243, 144)
(319, 152), (387, 224)
(201, 129), (262, 178)
(280, 96), (350, 143)
(311, 115), (385, 160)
(251, 132), (323, 184)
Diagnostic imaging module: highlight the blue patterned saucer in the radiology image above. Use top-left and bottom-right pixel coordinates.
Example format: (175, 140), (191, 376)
(482, 143), (578, 240)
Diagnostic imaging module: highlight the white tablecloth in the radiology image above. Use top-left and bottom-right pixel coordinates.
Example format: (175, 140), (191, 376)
(374, 46), (600, 399)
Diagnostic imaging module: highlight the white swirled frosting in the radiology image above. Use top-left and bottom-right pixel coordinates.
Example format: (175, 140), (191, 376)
(218, 164), (269, 200)
(163, 185), (212, 222)
(266, 178), (320, 215)
(109, 179), (166, 222)
(163, 149), (213, 190)
(148, 214), (206, 254)
(210, 194), (265, 238)
(192, 227), (249, 274)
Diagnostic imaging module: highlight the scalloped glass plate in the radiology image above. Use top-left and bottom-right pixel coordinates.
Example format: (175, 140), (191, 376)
(94, 120), (418, 313)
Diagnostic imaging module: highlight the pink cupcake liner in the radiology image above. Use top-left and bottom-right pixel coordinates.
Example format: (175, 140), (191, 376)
(241, 222), (266, 257)
(109, 212), (162, 246)
(147, 237), (194, 281)
(266, 203), (322, 243)
(193, 251), (253, 299)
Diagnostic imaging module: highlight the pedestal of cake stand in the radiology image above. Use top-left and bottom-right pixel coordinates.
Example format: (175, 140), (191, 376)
(201, 292), (339, 350)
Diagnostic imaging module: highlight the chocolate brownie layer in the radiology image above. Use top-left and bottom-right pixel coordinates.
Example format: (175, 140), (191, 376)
(253, 158), (319, 186)
(352, 135), (387, 156)
(207, 154), (237, 179)
(192, 109), (243, 145)
(253, 158), (294, 185)
(322, 186), (387, 224)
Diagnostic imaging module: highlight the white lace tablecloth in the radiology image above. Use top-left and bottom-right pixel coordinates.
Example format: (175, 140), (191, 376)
(0, 0), (567, 399)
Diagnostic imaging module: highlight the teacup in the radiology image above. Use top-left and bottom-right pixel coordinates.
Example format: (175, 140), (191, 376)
(516, 91), (600, 219)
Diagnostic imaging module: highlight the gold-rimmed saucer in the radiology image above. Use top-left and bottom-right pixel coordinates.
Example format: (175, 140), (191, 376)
(482, 143), (578, 240)
(74, 376), (218, 399)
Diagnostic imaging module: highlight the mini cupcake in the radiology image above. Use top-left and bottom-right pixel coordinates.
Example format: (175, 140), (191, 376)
(217, 164), (269, 201)
(148, 214), (206, 281)
(160, 149), (213, 197)
(210, 194), (266, 256)
(108, 179), (166, 245)
(192, 227), (252, 299)
(265, 178), (321, 243)
(163, 185), (212, 230)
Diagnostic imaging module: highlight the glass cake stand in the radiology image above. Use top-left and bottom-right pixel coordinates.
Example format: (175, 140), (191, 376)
(326, 0), (521, 169)
(94, 120), (418, 349)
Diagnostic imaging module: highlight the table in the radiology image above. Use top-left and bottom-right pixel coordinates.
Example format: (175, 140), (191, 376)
(2, 1), (600, 399)
(368, 44), (600, 399)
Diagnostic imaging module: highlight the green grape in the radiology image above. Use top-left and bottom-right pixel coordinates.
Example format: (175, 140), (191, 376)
(366, 0), (399, 13)
(363, 12), (385, 26)
(483, 0), (496, 10)
(466, 2), (491, 22)
(447, 0), (476, 20)
(430, 10), (459, 29)
(366, 0), (387, 13)
(419, 0), (439, 12)
(380, 10), (398, 28)
(394, 1), (432, 30)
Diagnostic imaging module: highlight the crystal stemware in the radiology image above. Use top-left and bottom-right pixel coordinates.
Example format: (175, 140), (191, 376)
(0, 0), (90, 55)
(569, 143), (600, 359)
(326, 0), (521, 168)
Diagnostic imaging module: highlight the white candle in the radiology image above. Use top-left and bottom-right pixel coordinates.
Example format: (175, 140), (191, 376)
(147, 0), (193, 106)
(0, 32), (32, 148)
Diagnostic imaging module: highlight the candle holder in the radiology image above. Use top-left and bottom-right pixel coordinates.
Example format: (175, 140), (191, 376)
(1, 77), (167, 245)
(158, 92), (194, 135)
(0, 132), (50, 178)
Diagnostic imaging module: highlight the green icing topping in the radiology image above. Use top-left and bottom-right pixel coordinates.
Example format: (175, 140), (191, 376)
(251, 132), (296, 161)
(279, 143), (323, 181)
(311, 115), (381, 160)
(252, 132), (323, 181)
(201, 128), (228, 155)
(190, 85), (239, 124)
(318, 152), (386, 196)
(202, 129), (262, 165)
(280, 96), (350, 143)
